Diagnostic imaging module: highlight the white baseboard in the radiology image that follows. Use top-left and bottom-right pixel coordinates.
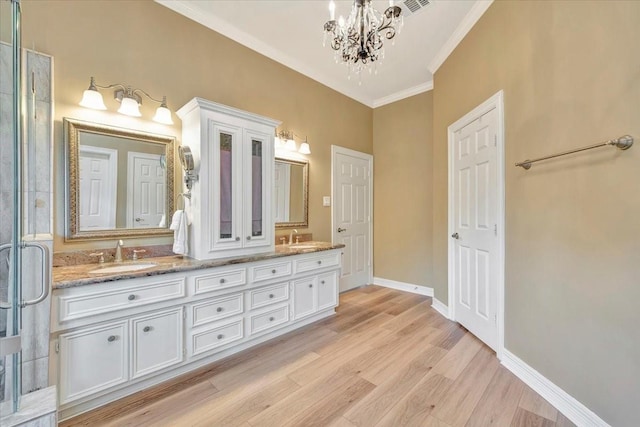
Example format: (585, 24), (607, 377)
(501, 349), (610, 427)
(431, 298), (451, 319)
(372, 277), (433, 297)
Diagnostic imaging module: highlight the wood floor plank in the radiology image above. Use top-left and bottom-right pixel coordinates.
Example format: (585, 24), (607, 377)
(518, 385), (559, 422)
(465, 366), (526, 427)
(374, 373), (453, 427)
(429, 332), (483, 380)
(63, 287), (567, 427)
(510, 407), (556, 427)
(344, 345), (447, 426)
(431, 345), (500, 426)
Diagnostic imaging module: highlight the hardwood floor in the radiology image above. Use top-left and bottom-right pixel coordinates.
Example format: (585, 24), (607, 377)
(62, 286), (574, 427)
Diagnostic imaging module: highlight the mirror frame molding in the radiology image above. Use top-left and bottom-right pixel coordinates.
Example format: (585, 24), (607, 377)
(64, 118), (175, 241)
(275, 157), (309, 230)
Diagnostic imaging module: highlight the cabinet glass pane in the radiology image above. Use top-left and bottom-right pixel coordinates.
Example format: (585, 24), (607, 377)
(220, 133), (233, 239)
(251, 140), (263, 237)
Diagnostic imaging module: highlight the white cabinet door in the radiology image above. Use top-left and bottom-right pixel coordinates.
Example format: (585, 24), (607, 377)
(59, 321), (128, 404)
(243, 129), (273, 249)
(131, 308), (183, 379)
(317, 271), (338, 312)
(292, 277), (317, 320)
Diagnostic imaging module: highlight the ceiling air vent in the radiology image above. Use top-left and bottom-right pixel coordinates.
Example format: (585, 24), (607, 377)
(402, 0), (430, 15)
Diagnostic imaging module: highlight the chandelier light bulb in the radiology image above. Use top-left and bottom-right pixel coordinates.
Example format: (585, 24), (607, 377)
(118, 97), (142, 117)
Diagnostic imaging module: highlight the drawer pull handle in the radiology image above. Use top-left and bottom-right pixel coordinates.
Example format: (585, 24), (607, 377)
(220, 278), (226, 284)
(107, 335), (117, 342)
(247, 236), (251, 240)
(269, 316), (275, 322)
(217, 334), (224, 340)
(321, 280), (325, 284)
(143, 326), (151, 333)
(269, 294), (275, 299)
(216, 307), (223, 313)
(309, 284), (313, 288)
(235, 237), (240, 241)
(128, 294), (136, 301)
(271, 269), (277, 274)
(317, 260), (322, 265)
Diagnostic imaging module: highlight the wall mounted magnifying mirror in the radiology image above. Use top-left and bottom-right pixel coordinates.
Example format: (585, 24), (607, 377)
(274, 157), (308, 229)
(178, 145), (198, 194)
(64, 118), (175, 241)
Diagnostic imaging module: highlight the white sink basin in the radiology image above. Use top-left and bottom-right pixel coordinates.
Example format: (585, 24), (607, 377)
(89, 263), (157, 274)
(287, 245), (316, 250)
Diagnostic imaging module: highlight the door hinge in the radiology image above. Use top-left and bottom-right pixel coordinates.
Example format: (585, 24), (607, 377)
(183, 307), (186, 319)
(55, 340), (59, 354)
(494, 314), (497, 324)
(494, 224), (497, 236)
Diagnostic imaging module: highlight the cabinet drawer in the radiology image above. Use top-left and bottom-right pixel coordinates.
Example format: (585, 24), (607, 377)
(249, 304), (290, 335)
(190, 318), (244, 357)
(193, 268), (247, 295)
(249, 283), (289, 310)
(58, 278), (185, 323)
(131, 308), (183, 380)
(59, 321), (128, 404)
(190, 293), (244, 327)
(295, 252), (341, 274)
(250, 261), (292, 283)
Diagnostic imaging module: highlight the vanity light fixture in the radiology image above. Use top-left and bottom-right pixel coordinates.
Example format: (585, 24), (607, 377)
(79, 77), (174, 125)
(274, 130), (311, 155)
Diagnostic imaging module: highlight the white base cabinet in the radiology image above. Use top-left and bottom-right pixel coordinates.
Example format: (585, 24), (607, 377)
(52, 249), (342, 420)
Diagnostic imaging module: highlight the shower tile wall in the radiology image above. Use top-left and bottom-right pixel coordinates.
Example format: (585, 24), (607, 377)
(0, 44), (53, 395)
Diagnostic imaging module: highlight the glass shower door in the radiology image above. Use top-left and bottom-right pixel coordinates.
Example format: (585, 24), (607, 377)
(0, 0), (23, 416)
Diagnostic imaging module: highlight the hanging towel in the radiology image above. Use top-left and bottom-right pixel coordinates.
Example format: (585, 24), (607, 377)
(170, 210), (190, 255)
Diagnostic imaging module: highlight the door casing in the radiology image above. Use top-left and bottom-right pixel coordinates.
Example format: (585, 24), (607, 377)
(447, 90), (506, 360)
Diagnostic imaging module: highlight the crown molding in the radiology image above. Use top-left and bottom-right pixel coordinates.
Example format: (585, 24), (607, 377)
(156, 0), (376, 107)
(428, 0), (494, 74)
(372, 81), (434, 108)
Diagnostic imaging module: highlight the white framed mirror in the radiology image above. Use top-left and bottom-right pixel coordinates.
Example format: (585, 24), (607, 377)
(274, 157), (308, 229)
(64, 118), (175, 241)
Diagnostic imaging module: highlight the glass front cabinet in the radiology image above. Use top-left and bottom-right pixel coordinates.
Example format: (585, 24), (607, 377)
(177, 98), (279, 260)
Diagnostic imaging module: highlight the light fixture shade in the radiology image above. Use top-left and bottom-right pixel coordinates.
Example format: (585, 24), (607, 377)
(79, 89), (107, 110)
(153, 105), (173, 125)
(118, 97), (142, 117)
(298, 142), (311, 155)
(284, 139), (297, 152)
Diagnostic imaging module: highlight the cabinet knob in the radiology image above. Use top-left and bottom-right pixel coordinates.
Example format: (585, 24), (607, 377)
(216, 307), (223, 313)
(317, 260), (322, 265)
(107, 335), (116, 342)
(217, 334), (224, 340)
(235, 237), (240, 241)
(309, 284), (313, 288)
(143, 326), (151, 333)
(271, 269), (277, 274)
(269, 316), (275, 322)
(321, 280), (325, 284)
(128, 294), (136, 301)
(220, 278), (226, 284)
(246, 236), (251, 240)
(269, 294), (275, 299)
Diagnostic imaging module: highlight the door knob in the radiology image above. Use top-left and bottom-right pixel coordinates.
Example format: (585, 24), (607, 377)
(451, 232), (459, 239)
(337, 227), (347, 233)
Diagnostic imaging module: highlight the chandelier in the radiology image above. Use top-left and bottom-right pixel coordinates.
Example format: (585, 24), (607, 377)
(323, 0), (403, 75)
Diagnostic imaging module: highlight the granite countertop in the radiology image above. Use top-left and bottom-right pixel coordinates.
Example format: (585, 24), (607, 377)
(52, 242), (345, 290)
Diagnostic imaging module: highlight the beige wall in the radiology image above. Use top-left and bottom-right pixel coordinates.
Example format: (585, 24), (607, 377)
(21, 0), (372, 252)
(432, 1), (640, 424)
(373, 92), (433, 287)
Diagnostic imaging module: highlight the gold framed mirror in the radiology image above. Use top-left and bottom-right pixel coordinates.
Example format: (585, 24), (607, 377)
(274, 157), (308, 229)
(64, 118), (175, 241)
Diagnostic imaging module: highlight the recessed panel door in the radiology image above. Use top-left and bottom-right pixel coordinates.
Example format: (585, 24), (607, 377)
(128, 152), (166, 228)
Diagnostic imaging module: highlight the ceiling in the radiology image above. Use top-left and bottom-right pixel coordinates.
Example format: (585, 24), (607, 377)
(157, 0), (492, 108)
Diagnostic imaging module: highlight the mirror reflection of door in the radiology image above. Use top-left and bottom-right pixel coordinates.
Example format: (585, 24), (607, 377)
(274, 161), (291, 223)
(127, 152), (166, 228)
(79, 146), (118, 231)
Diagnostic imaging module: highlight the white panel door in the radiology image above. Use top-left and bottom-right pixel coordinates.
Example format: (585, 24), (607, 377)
(332, 147), (372, 292)
(452, 108), (499, 350)
(128, 152), (166, 228)
(78, 146), (117, 231)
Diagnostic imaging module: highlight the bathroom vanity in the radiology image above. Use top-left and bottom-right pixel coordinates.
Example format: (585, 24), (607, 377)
(51, 243), (343, 420)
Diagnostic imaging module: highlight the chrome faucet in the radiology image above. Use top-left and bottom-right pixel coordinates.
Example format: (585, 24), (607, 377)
(114, 240), (124, 263)
(289, 229), (298, 245)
